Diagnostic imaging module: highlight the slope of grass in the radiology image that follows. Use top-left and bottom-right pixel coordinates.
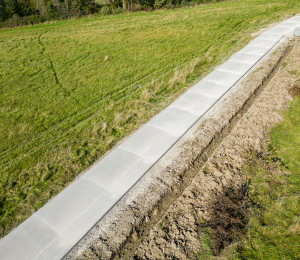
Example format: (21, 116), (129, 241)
(239, 152), (300, 259)
(1, 0), (300, 237)
(235, 96), (300, 258)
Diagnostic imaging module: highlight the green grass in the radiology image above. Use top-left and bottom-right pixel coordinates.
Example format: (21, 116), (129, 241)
(234, 98), (300, 259)
(198, 228), (214, 258)
(1, 0), (300, 237)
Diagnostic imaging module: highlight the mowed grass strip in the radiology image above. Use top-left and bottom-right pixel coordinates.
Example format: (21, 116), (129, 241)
(1, 0), (300, 237)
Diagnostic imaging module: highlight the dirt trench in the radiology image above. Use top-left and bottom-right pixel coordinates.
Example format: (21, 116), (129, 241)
(66, 35), (299, 260)
(114, 38), (299, 259)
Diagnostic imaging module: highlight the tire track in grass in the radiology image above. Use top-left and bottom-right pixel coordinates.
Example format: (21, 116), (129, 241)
(0, 40), (215, 162)
(37, 30), (70, 97)
(37, 29), (86, 108)
(0, 16), (258, 167)
(0, 52), (199, 171)
(0, 29), (248, 167)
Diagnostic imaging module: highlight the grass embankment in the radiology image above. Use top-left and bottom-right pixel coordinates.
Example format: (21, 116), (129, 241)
(1, 0), (300, 237)
(237, 89), (300, 259)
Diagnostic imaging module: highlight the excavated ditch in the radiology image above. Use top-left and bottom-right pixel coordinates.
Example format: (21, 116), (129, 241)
(115, 41), (296, 259)
(66, 36), (296, 260)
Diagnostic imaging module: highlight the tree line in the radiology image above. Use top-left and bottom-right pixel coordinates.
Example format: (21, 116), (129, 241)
(0, 0), (220, 27)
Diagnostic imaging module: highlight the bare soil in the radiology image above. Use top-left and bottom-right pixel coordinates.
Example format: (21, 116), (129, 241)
(123, 39), (299, 259)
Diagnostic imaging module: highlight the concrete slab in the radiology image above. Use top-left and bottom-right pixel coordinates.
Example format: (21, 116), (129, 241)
(109, 166), (151, 198)
(229, 52), (262, 64)
(204, 70), (242, 86)
(216, 60), (253, 75)
(256, 33), (283, 41)
(119, 125), (178, 163)
(62, 190), (116, 244)
(85, 148), (150, 188)
(279, 21), (300, 28)
(147, 106), (200, 137)
(85, 147), (153, 198)
(188, 80), (231, 98)
(267, 26), (294, 35)
(248, 39), (277, 48)
(170, 91), (217, 115)
(239, 45), (270, 56)
(287, 16), (300, 22)
(21, 215), (71, 260)
(0, 227), (53, 260)
(36, 177), (107, 244)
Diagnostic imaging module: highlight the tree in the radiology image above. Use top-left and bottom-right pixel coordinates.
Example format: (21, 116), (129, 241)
(0, 0), (6, 21)
(17, 0), (36, 16)
(2, 0), (16, 20)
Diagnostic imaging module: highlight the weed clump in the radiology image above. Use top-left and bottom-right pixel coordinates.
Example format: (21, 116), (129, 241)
(198, 183), (250, 255)
(289, 81), (300, 97)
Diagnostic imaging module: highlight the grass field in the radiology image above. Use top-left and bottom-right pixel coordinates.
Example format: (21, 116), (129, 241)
(1, 0), (300, 237)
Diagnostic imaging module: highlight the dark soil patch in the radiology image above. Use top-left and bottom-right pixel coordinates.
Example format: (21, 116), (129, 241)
(289, 82), (300, 97)
(198, 183), (251, 255)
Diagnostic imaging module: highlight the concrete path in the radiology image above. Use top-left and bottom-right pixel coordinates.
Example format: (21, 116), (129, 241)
(1, 16), (300, 260)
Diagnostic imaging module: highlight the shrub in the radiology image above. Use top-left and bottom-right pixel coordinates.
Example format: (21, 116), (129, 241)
(180, 0), (187, 6)
(154, 0), (168, 8)
(23, 15), (45, 25)
(132, 4), (143, 11)
(10, 14), (20, 27)
(112, 7), (123, 14)
(143, 6), (153, 11)
(165, 1), (173, 9)
(100, 5), (110, 15)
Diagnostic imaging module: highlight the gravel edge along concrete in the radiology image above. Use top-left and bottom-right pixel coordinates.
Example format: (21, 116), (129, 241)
(65, 35), (293, 260)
